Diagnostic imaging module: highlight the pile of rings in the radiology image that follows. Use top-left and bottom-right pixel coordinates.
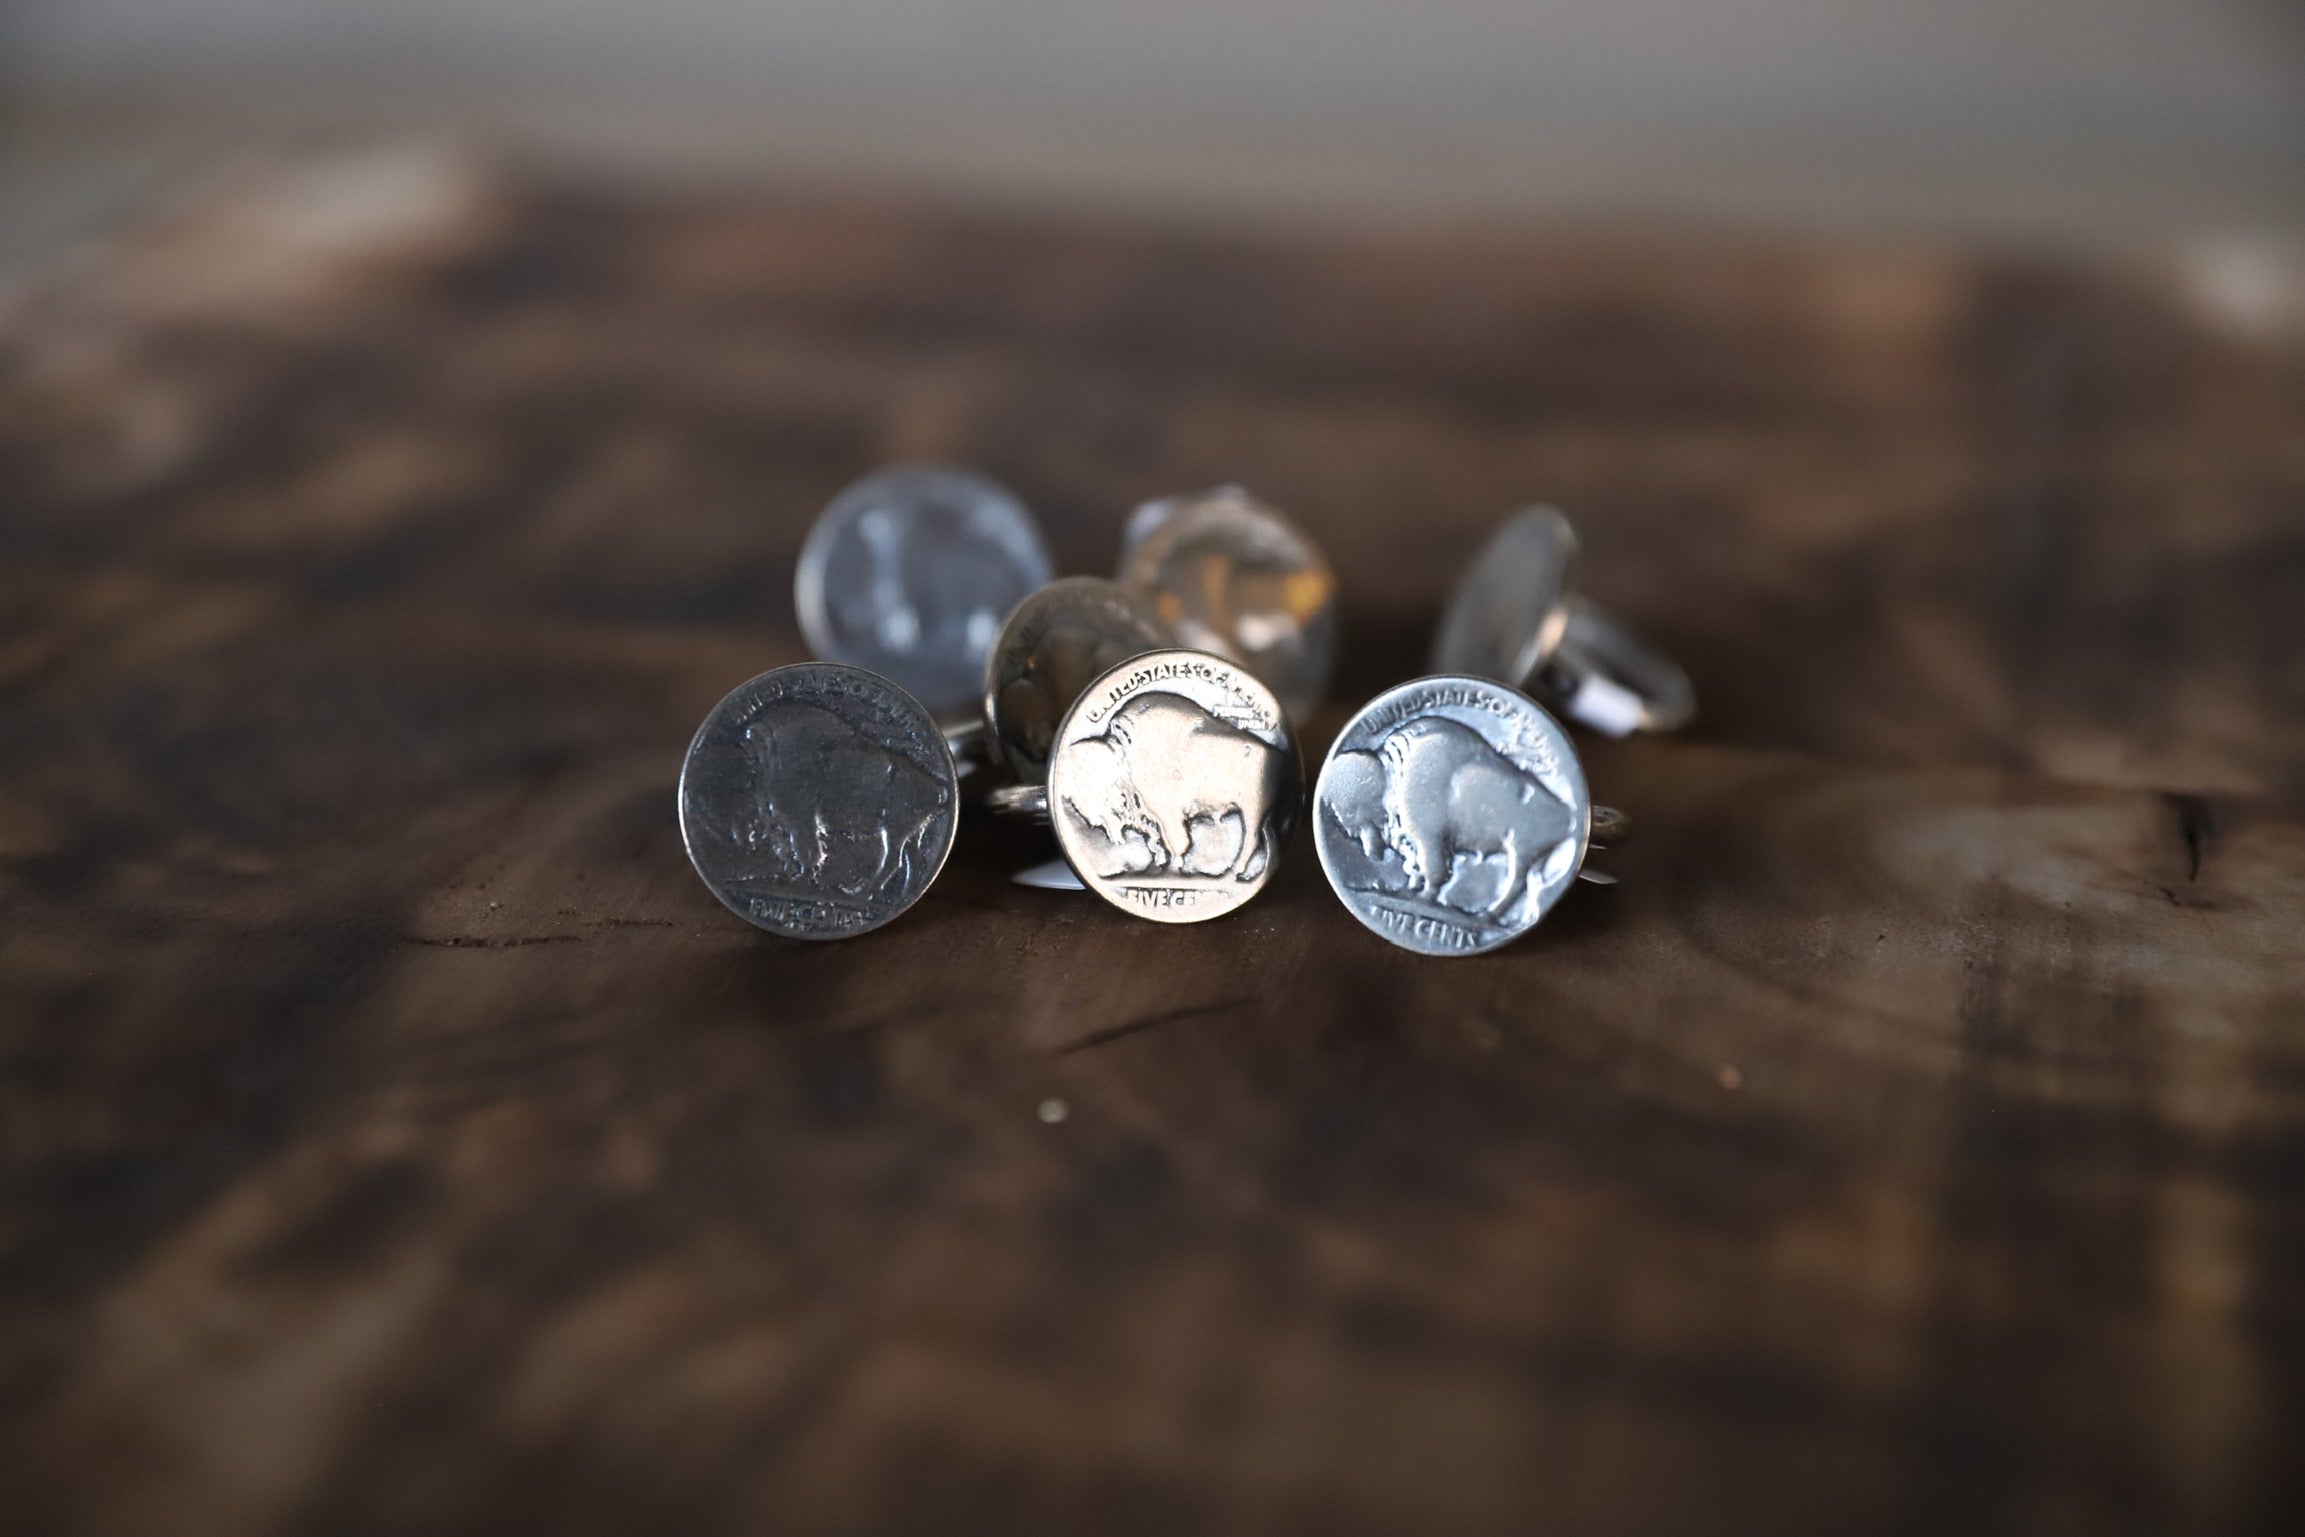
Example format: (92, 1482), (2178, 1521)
(679, 468), (1692, 957)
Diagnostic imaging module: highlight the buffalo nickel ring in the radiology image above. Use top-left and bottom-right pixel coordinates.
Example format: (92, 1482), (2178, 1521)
(679, 663), (959, 940)
(1118, 486), (1338, 725)
(1431, 505), (1694, 736)
(795, 465), (1054, 717)
(1044, 649), (1303, 923)
(1314, 675), (1612, 956)
(984, 576), (1172, 783)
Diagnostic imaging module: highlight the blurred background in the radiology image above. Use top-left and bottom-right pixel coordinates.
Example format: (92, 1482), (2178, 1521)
(4, 0), (2303, 270)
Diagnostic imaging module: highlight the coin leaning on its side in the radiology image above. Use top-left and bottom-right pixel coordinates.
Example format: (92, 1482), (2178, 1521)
(1313, 675), (1591, 955)
(679, 662), (959, 939)
(984, 576), (1172, 783)
(1045, 648), (1302, 924)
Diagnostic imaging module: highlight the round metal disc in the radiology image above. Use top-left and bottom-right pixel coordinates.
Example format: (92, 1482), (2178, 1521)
(1046, 649), (1302, 924)
(678, 662), (958, 939)
(794, 465), (1054, 715)
(1313, 675), (1590, 955)
(1116, 486), (1338, 723)
(1428, 505), (1579, 688)
(983, 576), (1171, 782)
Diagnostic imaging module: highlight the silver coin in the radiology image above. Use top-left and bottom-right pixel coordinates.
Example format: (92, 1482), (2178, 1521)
(679, 662), (958, 939)
(1046, 649), (1302, 924)
(1117, 486), (1337, 724)
(1313, 676), (1590, 955)
(1429, 505), (1577, 689)
(794, 465), (1054, 715)
(983, 576), (1171, 782)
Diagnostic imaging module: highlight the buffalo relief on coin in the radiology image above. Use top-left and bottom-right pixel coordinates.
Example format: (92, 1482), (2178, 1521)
(984, 576), (1171, 782)
(1117, 486), (1337, 724)
(679, 663), (958, 939)
(1046, 649), (1302, 923)
(1314, 676), (1590, 955)
(795, 465), (1054, 716)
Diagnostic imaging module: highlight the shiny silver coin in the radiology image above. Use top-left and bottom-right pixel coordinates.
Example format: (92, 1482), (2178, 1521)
(984, 576), (1170, 782)
(794, 465), (1054, 716)
(1046, 649), (1302, 924)
(679, 662), (958, 940)
(1431, 506), (1694, 736)
(1118, 486), (1337, 724)
(1313, 676), (1591, 955)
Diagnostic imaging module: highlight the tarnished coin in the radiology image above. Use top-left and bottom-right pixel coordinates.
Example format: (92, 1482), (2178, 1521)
(679, 663), (958, 940)
(1313, 676), (1590, 955)
(984, 576), (1170, 782)
(1429, 505), (1577, 689)
(795, 465), (1054, 715)
(1118, 486), (1337, 723)
(1046, 649), (1302, 924)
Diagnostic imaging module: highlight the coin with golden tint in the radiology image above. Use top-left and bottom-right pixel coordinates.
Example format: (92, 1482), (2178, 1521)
(1119, 486), (1337, 724)
(1046, 649), (1302, 924)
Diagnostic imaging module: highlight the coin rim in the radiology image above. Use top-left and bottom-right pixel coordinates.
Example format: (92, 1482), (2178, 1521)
(678, 660), (960, 940)
(1311, 673), (1591, 956)
(1116, 486), (1339, 722)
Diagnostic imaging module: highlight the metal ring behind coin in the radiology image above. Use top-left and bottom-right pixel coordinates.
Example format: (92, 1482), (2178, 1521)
(1313, 675), (1591, 955)
(794, 465), (1054, 716)
(678, 663), (958, 939)
(1117, 486), (1338, 724)
(1045, 648), (1302, 923)
(983, 576), (1171, 783)
(1431, 505), (1694, 736)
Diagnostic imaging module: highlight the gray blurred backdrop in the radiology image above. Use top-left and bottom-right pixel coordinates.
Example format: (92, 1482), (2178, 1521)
(3, 0), (2303, 263)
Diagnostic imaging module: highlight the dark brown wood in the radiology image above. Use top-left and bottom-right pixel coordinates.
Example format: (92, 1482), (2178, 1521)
(2, 147), (2301, 1536)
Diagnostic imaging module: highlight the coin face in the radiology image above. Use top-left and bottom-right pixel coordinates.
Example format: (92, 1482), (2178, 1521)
(1117, 486), (1337, 723)
(1313, 676), (1589, 955)
(984, 576), (1171, 781)
(1429, 505), (1578, 688)
(1046, 649), (1302, 924)
(679, 663), (958, 939)
(794, 465), (1054, 715)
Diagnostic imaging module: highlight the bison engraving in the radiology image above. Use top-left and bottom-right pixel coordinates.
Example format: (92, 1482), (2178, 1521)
(1058, 692), (1291, 880)
(1324, 717), (1574, 919)
(732, 703), (947, 898)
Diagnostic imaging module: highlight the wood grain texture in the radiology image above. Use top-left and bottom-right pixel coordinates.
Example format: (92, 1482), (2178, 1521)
(1, 147), (2300, 1536)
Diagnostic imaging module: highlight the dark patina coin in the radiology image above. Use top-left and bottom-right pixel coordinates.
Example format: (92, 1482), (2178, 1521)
(983, 576), (1171, 782)
(679, 663), (958, 939)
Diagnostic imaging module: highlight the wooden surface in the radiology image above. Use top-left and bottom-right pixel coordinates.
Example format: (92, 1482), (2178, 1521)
(1, 146), (2301, 1536)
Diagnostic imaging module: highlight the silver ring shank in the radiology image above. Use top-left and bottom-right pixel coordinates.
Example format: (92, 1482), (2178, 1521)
(1532, 595), (1695, 736)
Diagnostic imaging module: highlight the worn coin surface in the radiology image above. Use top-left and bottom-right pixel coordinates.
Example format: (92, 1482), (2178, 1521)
(1046, 649), (1302, 924)
(794, 465), (1054, 715)
(1428, 505), (1578, 689)
(1313, 675), (1590, 955)
(679, 663), (958, 940)
(984, 576), (1170, 781)
(1118, 486), (1337, 723)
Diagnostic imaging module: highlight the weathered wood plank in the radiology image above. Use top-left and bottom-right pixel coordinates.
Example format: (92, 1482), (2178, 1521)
(1, 148), (2300, 1536)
